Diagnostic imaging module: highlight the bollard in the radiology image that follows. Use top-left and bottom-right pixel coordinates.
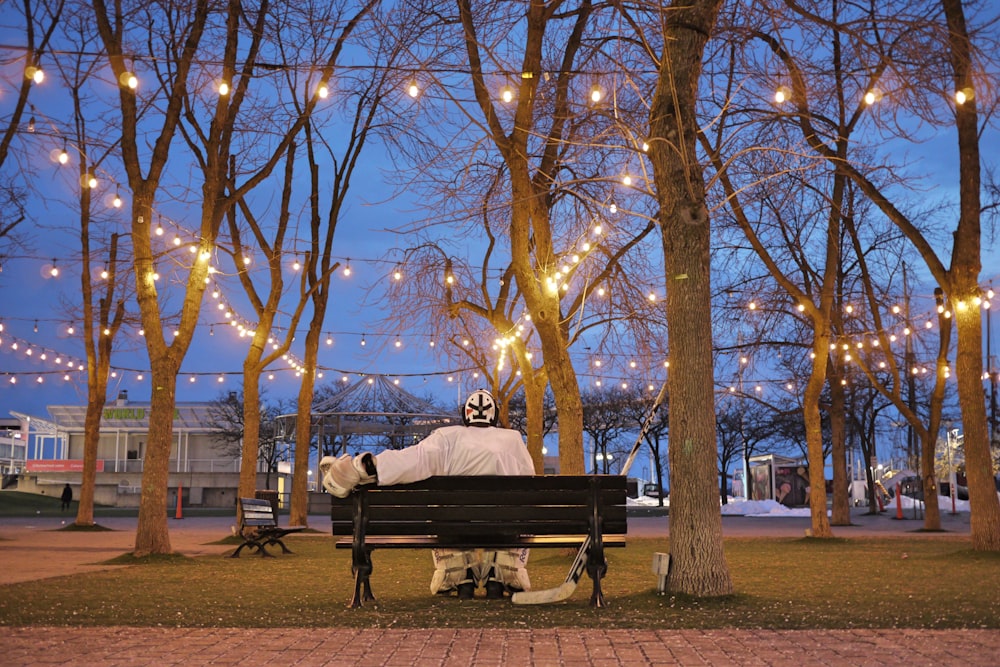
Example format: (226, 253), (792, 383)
(652, 552), (670, 594)
(175, 483), (184, 519)
(894, 482), (903, 520)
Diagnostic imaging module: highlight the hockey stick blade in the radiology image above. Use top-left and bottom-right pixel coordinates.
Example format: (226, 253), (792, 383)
(511, 580), (578, 605)
(514, 382), (666, 606)
(511, 539), (589, 605)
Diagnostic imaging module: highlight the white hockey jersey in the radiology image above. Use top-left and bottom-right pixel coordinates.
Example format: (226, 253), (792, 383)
(374, 424), (534, 486)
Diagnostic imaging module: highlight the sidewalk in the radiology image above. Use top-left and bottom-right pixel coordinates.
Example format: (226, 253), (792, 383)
(1, 509), (989, 666)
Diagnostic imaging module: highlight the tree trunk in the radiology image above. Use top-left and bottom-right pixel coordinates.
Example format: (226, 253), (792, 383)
(803, 341), (834, 537)
(921, 428), (942, 530)
(519, 364), (546, 473)
(76, 381), (107, 527)
(942, 0), (1000, 551)
(239, 360), (263, 500)
(648, 0), (731, 597)
(133, 361), (178, 556)
(289, 321), (322, 527)
(828, 380), (850, 525)
(955, 306), (1000, 549)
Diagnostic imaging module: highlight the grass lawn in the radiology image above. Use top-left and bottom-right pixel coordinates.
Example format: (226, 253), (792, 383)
(1, 533), (997, 629)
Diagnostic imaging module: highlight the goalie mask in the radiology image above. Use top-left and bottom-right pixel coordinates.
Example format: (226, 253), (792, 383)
(463, 389), (499, 427)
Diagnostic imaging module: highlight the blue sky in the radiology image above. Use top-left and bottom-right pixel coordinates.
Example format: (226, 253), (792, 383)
(2, 3), (998, 443)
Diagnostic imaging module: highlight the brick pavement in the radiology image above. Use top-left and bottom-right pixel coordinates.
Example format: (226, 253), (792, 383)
(4, 627), (999, 666)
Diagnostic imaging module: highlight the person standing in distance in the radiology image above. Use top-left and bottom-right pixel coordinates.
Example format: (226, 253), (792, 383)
(320, 389), (534, 599)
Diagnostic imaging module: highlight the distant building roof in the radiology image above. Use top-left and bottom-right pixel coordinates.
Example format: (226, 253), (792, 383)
(41, 400), (218, 433)
(285, 375), (456, 438)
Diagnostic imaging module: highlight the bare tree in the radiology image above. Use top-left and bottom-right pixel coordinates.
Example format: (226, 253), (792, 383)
(207, 388), (292, 490)
(581, 384), (633, 474)
(90, 0), (358, 555)
(755, 0), (1000, 549)
(0, 0), (64, 258)
(624, 0), (733, 596)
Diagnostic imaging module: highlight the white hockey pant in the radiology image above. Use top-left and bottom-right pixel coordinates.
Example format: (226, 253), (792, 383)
(429, 549), (477, 595)
(477, 548), (530, 591)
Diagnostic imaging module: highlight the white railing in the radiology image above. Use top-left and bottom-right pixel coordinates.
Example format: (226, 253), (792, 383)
(106, 458), (242, 473)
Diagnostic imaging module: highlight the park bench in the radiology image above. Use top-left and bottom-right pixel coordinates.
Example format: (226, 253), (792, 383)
(230, 497), (306, 558)
(330, 474), (627, 608)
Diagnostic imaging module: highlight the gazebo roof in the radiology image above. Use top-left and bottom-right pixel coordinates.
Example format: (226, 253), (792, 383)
(292, 375), (457, 437)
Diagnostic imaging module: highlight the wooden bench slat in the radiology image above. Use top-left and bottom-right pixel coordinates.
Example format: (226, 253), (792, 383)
(336, 534), (627, 549)
(332, 474), (628, 608)
(327, 475), (626, 493)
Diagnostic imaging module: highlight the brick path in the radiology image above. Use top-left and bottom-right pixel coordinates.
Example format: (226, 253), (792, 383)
(5, 627), (999, 666)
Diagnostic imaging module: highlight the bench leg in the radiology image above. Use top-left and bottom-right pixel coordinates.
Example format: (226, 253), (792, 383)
(267, 538), (293, 554)
(589, 572), (607, 608)
(587, 552), (609, 607)
(349, 565), (375, 608)
(230, 539), (273, 558)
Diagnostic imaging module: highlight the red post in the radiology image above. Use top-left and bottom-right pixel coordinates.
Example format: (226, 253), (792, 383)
(175, 484), (184, 519)
(895, 483), (903, 520)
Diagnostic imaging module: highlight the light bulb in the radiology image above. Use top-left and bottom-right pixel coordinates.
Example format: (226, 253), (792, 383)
(317, 84), (329, 99)
(58, 148), (69, 165)
(218, 81), (230, 96)
(590, 84), (602, 103)
(500, 85), (513, 103)
(112, 192), (122, 208)
(407, 80), (420, 98)
(120, 71), (138, 89)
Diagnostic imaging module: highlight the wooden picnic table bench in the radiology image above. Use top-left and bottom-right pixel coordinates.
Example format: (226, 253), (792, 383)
(230, 497), (306, 558)
(330, 474), (627, 608)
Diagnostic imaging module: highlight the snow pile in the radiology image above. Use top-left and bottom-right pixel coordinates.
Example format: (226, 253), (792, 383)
(721, 499), (811, 517)
(629, 492), (993, 515)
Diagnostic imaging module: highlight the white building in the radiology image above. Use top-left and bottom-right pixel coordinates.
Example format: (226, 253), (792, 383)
(11, 391), (253, 508)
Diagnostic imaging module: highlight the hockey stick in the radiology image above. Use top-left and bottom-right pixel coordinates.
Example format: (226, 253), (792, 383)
(512, 380), (668, 605)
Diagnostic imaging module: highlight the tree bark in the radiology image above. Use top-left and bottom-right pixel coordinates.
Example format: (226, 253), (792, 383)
(942, 0), (1000, 551)
(648, 0), (731, 596)
(134, 359), (178, 556)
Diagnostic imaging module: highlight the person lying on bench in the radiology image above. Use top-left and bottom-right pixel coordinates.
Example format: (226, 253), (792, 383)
(320, 389), (534, 600)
